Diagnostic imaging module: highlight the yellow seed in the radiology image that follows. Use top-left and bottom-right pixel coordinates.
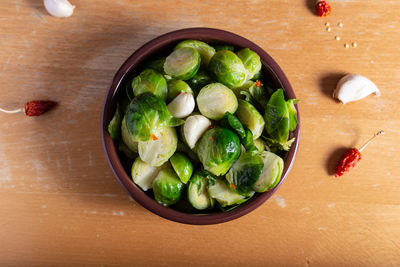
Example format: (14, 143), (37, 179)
(338, 22), (343, 27)
(325, 22), (330, 26)
(326, 27), (332, 32)
(344, 43), (350, 48)
(352, 42), (358, 48)
(335, 36), (341, 41)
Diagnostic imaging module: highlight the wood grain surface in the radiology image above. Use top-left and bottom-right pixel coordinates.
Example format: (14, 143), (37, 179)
(1, 0), (399, 266)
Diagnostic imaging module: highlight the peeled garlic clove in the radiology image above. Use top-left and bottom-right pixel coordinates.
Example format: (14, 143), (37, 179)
(333, 74), (380, 104)
(44, 0), (75, 18)
(183, 115), (211, 149)
(167, 92), (195, 119)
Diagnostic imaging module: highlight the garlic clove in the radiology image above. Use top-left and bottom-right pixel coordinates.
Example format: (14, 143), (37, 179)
(333, 74), (380, 104)
(183, 115), (211, 149)
(167, 92), (195, 119)
(43, 0), (75, 18)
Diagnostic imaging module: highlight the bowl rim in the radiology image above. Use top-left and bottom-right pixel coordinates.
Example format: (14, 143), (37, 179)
(101, 27), (300, 225)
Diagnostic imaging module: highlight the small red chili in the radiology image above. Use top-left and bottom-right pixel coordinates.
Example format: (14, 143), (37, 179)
(151, 134), (158, 141)
(209, 136), (214, 141)
(255, 80), (262, 87)
(0, 100), (57, 117)
(208, 125), (214, 129)
(230, 184), (236, 190)
(335, 131), (384, 177)
(316, 0), (331, 17)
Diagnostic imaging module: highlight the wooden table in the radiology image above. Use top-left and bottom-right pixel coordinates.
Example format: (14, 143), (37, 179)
(1, 0), (399, 265)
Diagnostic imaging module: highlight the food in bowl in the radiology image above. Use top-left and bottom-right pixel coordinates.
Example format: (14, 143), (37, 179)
(107, 39), (299, 213)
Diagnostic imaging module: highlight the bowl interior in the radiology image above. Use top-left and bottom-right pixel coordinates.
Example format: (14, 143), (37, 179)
(102, 28), (300, 225)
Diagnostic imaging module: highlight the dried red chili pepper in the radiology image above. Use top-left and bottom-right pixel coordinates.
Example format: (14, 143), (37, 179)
(316, 0), (331, 17)
(0, 100), (57, 117)
(25, 100), (57, 116)
(151, 134), (158, 141)
(335, 131), (384, 177)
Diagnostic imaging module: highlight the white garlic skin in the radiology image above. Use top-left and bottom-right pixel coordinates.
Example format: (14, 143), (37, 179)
(167, 92), (195, 119)
(334, 74), (380, 104)
(44, 0), (75, 18)
(183, 115), (211, 149)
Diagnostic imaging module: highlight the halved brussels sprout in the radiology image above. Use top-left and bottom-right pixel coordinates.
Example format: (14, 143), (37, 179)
(187, 170), (215, 210)
(207, 178), (247, 207)
(170, 152), (193, 184)
(187, 70), (213, 94)
(108, 103), (121, 140)
(195, 127), (241, 176)
(183, 114), (212, 149)
(131, 158), (168, 191)
(235, 99), (265, 139)
(138, 126), (177, 167)
(167, 79), (193, 103)
(124, 93), (183, 142)
(143, 57), (166, 74)
(131, 69), (168, 100)
(208, 50), (247, 88)
(174, 40), (216, 67)
(152, 168), (184, 206)
(121, 116), (138, 152)
(226, 151), (264, 195)
(254, 138), (265, 152)
(236, 48), (262, 80)
(197, 83), (238, 120)
(167, 92), (195, 119)
(164, 47), (201, 80)
(253, 151), (284, 192)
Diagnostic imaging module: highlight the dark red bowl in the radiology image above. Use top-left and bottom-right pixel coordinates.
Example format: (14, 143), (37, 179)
(101, 28), (300, 225)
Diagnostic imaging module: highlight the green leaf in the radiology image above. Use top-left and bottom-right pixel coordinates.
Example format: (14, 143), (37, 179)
(287, 99), (299, 132)
(264, 89), (289, 144)
(107, 103), (122, 140)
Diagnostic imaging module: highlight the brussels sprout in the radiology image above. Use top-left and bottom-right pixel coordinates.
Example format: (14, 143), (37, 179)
(167, 92), (195, 119)
(236, 48), (262, 80)
(166, 79), (193, 103)
(207, 178), (247, 207)
(186, 70), (213, 94)
(287, 99), (299, 132)
(196, 83), (238, 120)
(187, 170), (215, 210)
(208, 50), (247, 88)
(183, 114), (212, 149)
(254, 138), (265, 152)
(226, 151), (264, 195)
(264, 89), (289, 144)
(214, 44), (235, 52)
(195, 127), (241, 176)
(152, 168), (184, 206)
(108, 103), (121, 140)
(124, 93), (183, 142)
(253, 151), (284, 192)
(175, 40), (216, 67)
(131, 69), (168, 100)
(235, 99), (265, 139)
(138, 126), (178, 167)
(121, 116), (138, 152)
(143, 57), (166, 74)
(170, 152), (193, 184)
(131, 158), (167, 191)
(164, 47), (201, 80)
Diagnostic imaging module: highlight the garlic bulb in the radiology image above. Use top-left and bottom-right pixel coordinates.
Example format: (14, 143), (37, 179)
(167, 92), (195, 119)
(183, 115), (211, 149)
(43, 0), (75, 18)
(333, 74), (380, 104)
